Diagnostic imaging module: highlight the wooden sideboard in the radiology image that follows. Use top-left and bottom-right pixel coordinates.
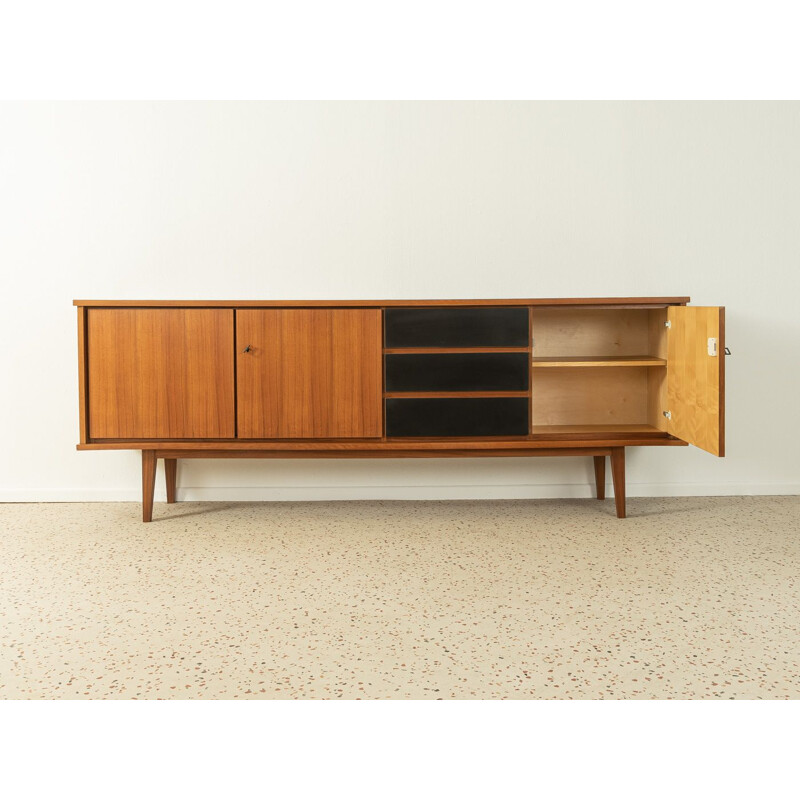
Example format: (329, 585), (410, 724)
(74, 298), (725, 521)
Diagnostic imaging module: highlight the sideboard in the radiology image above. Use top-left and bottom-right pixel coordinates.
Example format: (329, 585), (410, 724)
(74, 298), (725, 521)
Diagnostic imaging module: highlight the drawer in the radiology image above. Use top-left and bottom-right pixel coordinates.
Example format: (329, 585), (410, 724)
(384, 307), (529, 348)
(385, 352), (529, 392)
(385, 397), (529, 437)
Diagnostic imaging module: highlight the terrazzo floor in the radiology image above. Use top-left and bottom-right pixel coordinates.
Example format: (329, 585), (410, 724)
(1, 496), (799, 700)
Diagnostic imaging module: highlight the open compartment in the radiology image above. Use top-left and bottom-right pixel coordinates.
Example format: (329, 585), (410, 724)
(530, 307), (669, 435)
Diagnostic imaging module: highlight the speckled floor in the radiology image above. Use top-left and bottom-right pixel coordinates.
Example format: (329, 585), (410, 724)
(1, 497), (798, 699)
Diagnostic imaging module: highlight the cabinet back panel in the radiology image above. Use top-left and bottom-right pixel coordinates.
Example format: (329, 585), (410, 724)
(532, 309), (655, 357)
(386, 397), (529, 437)
(385, 353), (529, 392)
(532, 367), (648, 426)
(385, 307), (529, 348)
(88, 308), (235, 439)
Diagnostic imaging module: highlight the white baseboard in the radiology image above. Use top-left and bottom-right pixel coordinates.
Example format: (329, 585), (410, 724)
(1, 483), (798, 502)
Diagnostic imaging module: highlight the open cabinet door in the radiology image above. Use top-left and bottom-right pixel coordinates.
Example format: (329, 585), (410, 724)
(666, 306), (725, 456)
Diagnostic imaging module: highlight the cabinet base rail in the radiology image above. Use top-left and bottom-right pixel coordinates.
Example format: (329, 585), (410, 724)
(141, 446), (627, 522)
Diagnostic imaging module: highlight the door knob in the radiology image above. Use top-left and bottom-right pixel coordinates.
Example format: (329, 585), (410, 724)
(242, 345), (252, 353)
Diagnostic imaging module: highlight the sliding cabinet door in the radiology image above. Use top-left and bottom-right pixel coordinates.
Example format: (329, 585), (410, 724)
(88, 308), (235, 439)
(237, 309), (382, 438)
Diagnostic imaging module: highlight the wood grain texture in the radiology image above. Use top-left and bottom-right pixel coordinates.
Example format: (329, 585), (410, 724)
(237, 309), (382, 438)
(611, 447), (626, 518)
(647, 308), (670, 432)
(77, 306), (89, 444)
(164, 458), (177, 503)
(531, 308), (653, 357)
(666, 306), (725, 456)
(532, 367), (649, 426)
(88, 309), (235, 439)
(142, 450), (157, 523)
(648, 308), (669, 359)
(74, 297), (691, 308)
(530, 424), (664, 437)
(594, 455), (606, 500)
(532, 356), (666, 368)
(78, 436), (686, 451)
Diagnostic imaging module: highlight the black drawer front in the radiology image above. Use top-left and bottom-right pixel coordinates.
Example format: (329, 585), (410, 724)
(384, 307), (529, 348)
(385, 353), (529, 392)
(385, 397), (529, 437)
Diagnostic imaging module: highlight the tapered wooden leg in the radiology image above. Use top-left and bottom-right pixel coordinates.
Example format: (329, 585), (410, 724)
(165, 458), (177, 504)
(142, 450), (157, 523)
(593, 455), (606, 500)
(610, 447), (626, 519)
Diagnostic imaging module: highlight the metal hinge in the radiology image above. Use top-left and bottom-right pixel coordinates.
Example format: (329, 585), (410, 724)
(663, 410), (672, 420)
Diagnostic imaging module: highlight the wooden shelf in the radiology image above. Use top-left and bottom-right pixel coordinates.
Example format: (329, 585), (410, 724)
(531, 355), (666, 368)
(531, 424), (667, 437)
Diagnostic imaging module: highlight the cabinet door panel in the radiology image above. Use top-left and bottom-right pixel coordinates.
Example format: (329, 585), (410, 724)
(667, 306), (725, 456)
(385, 353), (529, 392)
(88, 309), (235, 439)
(237, 309), (382, 438)
(386, 397), (529, 437)
(385, 307), (529, 348)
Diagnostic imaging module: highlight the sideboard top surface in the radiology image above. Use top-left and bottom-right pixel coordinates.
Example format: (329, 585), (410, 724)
(74, 297), (691, 308)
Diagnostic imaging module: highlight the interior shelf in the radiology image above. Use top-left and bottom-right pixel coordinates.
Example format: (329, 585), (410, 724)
(531, 355), (666, 368)
(530, 424), (666, 437)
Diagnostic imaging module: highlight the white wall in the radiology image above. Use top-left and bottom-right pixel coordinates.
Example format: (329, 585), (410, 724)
(1, 101), (798, 501)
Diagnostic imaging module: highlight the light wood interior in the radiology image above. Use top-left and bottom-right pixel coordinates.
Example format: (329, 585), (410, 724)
(532, 308), (654, 357)
(531, 308), (671, 430)
(530, 424), (664, 436)
(666, 306), (725, 456)
(647, 307), (669, 432)
(532, 367), (649, 426)
(532, 355), (666, 368)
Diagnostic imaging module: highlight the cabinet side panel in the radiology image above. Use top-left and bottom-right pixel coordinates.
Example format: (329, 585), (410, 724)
(719, 308), (725, 457)
(87, 309), (235, 439)
(77, 306), (89, 443)
(647, 308), (669, 432)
